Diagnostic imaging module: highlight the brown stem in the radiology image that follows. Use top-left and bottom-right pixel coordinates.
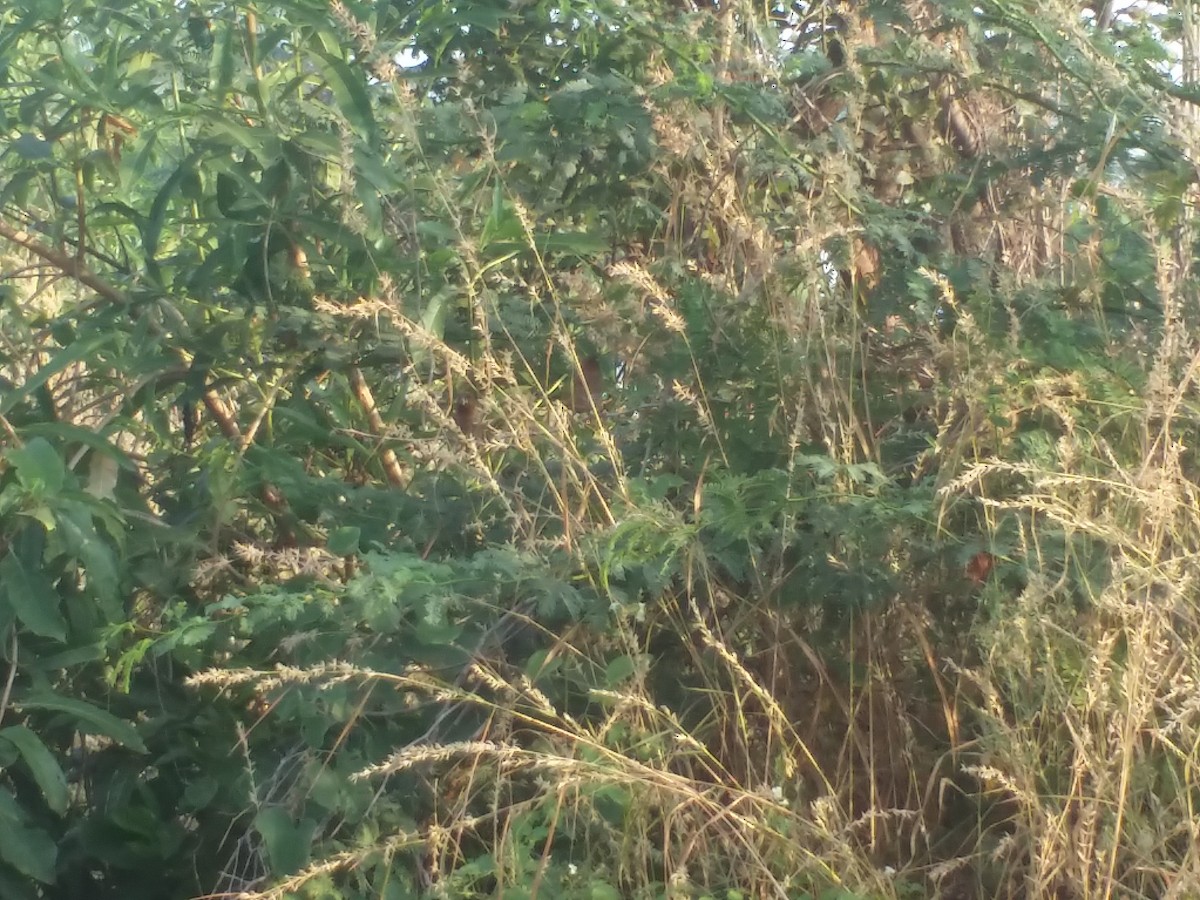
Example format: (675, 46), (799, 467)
(347, 366), (407, 488)
(939, 88), (981, 159)
(201, 389), (242, 441)
(0, 218), (121, 302)
(74, 166), (87, 270)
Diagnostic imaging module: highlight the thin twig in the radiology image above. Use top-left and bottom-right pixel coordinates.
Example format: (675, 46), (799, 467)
(0, 628), (19, 728)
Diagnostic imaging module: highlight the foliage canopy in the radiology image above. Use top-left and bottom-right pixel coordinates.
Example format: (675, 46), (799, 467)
(0, 0), (1198, 896)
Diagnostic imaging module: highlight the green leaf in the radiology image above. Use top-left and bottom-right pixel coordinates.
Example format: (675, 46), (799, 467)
(604, 654), (639, 688)
(255, 807), (316, 874)
(210, 19), (236, 96)
(19, 692), (146, 753)
(18, 424), (135, 468)
(0, 787), (21, 822)
(0, 865), (40, 900)
(314, 52), (376, 141)
(0, 821), (56, 884)
(0, 333), (114, 418)
(0, 171), (38, 209)
(536, 231), (609, 256)
(0, 789), (56, 885)
(181, 776), (219, 812)
(143, 153), (203, 267)
(0, 554), (67, 641)
(32, 643), (104, 671)
(585, 884), (621, 900)
(4, 437), (66, 494)
(0, 726), (69, 815)
(420, 290), (448, 339)
(326, 526), (361, 556)
(55, 503), (120, 614)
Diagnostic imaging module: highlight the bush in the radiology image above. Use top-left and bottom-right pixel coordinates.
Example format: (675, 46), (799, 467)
(0, 0), (1197, 896)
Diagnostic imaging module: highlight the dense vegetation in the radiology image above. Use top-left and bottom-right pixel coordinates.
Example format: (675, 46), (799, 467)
(0, 0), (1198, 896)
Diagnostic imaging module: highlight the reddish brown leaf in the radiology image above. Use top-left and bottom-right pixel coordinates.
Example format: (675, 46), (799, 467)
(965, 552), (994, 584)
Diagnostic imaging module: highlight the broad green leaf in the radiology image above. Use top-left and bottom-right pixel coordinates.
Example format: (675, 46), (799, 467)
(0, 787), (21, 822)
(603, 654), (638, 688)
(19, 506), (56, 532)
(0, 554), (66, 641)
(181, 776), (219, 812)
(255, 807), (316, 874)
(0, 864), (39, 900)
(356, 177), (384, 235)
(31, 643), (104, 671)
(0, 726), (69, 815)
(19, 693), (146, 753)
(54, 503), (120, 614)
(354, 144), (404, 193)
(0, 812), (56, 885)
(4, 437), (65, 494)
(327, 526), (361, 556)
(164, 618), (218, 649)
(18, 423), (135, 468)
(524, 649), (560, 680)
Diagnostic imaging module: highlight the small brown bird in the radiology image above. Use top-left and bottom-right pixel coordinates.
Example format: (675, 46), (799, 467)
(452, 391), (479, 436)
(570, 355), (603, 412)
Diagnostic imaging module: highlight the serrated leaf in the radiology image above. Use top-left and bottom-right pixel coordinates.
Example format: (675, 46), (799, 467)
(0, 726), (69, 815)
(19, 692), (146, 753)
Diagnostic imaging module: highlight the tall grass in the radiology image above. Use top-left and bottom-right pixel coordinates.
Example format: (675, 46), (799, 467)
(183, 4), (1200, 899)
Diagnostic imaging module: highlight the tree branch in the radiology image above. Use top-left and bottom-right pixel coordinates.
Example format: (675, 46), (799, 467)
(0, 213), (290, 513)
(0, 218), (122, 303)
(347, 366), (408, 488)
